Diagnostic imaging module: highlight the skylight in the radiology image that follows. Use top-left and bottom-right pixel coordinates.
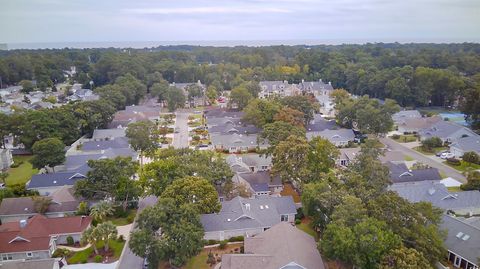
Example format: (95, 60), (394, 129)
(456, 232), (464, 238)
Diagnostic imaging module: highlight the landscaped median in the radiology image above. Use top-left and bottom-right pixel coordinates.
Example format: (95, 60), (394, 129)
(55, 238), (125, 264)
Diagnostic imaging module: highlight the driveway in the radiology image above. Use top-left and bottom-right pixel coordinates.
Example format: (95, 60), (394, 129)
(172, 112), (189, 149)
(380, 138), (466, 183)
(65, 262), (117, 269)
(116, 196), (158, 269)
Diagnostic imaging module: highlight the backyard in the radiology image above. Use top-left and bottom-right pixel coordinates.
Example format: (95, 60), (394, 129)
(5, 155), (38, 186)
(170, 243), (243, 269)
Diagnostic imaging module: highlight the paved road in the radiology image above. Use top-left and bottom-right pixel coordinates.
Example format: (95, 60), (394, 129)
(381, 138), (466, 183)
(116, 196), (158, 269)
(172, 112), (190, 149)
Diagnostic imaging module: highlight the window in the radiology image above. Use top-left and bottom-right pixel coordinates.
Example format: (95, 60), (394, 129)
(281, 215), (288, 222)
(1, 254), (12, 260)
(261, 165), (268, 170)
(26, 252), (33, 257)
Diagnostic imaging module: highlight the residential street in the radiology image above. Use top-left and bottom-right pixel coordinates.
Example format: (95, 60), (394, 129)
(380, 137), (466, 183)
(116, 196), (158, 269)
(172, 111), (190, 149)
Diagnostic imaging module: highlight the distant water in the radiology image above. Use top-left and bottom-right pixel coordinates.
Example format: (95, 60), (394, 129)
(6, 38), (468, 50)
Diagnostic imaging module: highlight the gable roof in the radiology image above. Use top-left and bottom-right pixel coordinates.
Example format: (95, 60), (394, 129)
(389, 181), (480, 211)
(210, 133), (265, 148)
(298, 80), (333, 92)
(81, 137), (130, 151)
(419, 121), (476, 140)
(201, 196), (296, 233)
(221, 222), (325, 269)
(92, 128), (126, 140)
(307, 128), (355, 143)
(392, 110), (422, 122)
(306, 115), (338, 132)
(226, 154), (272, 173)
(27, 171), (87, 189)
(441, 215), (480, 265)
(237, 172), (282, 188)
(450, 135), (480, 153)
(387, 162), (442, 183)
(208, 124), (260, 135)
(0, 258), (58, 269)
(0, 215), (92, 253)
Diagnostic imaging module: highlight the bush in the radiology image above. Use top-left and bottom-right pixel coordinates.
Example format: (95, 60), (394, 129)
(391, 134), (400, 140)
(10, 162), (22, 168)
(118, 235), (125, 242)
(421, 137), (443, 151)
(207, 252), (216, 265)
(66, 236), (74, 246)
(94, 255), (103, 263)
(207, 239), (218, 245)
(463, 151), (480, 165)
(447, 158), (461, 166)
(52, 248), (70, 258)
(240, 246), (244, 253)
(126, 214), (135, 223)
(295, 219), (301, 225)
(219, 240), (228, 249)
(295, 207), (304, 220)
(113, 207), (128, 218)
(228, 236), (244, 242)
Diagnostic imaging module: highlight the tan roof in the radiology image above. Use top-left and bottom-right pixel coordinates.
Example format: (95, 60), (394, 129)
(398, 116), (441, 130)
(0, 215), (92, 253)
(222, 222), (325, 269)
(0, 190), (79, 216)
(0, 258), (57, 269)
(49, 186), (77, 203)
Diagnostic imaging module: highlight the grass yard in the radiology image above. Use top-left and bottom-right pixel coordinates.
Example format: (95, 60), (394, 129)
(413, 146), (448, 156)
(404, 155), (414, 161)
(447, 186), (462, 192)
(175, 243), (243, 269)
(391, 134), (417, 143)
(67, 239), (125, 264)
(444, 160), (480, 172)
(5, 155), (38, 186)
(297, 218), (318, 240)
(107, 209), (137, 226)
(280, 183), (301, 203)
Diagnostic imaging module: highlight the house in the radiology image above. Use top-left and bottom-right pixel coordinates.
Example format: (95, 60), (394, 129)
(204, 108), (244, 119)
(306, 114), (338, 132)
(0, 258), (61, 269)
(80, 137), (130, 152)
(418, 121), (477, 143)
(67, 88), (99, 102)
(298, 80), (335, 117)
(108, 105), (160, 128)
(208, 124), (260, 135)
(449, 135), (480, 158)
(392, 110), (422, 123)
(233, 172), (283, 197)
(0, 215), (92, 261)
(210, 133), (266, 153)
(171, 81), (206, 107)
(91, 128), (126, 141)
(225, 154), (272, 173)
(441, 215), (480, 269)
(201, 196), (296, 241)
(307, 128), (355, 147)
(0, 149), (13, 171)
(395, 116), (441, 134)
(0, 186), (81, 223)
(337, 148), (361, 167)
(258, 81), (297, 99)
(389, 181), (480, 215)
(26, 169), (88, 196)
(221, 222), (325, 269)
(386, 162), (442, 184)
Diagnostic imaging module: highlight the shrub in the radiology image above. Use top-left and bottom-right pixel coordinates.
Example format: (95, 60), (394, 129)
(228, 236), (244, 242)
(207, 239), (218, 245)
(447, 158), (461, 166)
(10, 162), (21, 168)
(421, 137), (443, 151)
(240, 246), (244, 253)
(118, 235), (125, 242)
(52, 248), (70, 258)
(463, 151), (480, 165)
(219, 240), (228, 249)
(207, 252), (216, 265)
(113, 207), (128, 218)
(295, 207), (304, 220)
(66, 236), (74, 246)
(126, 214), (135, 223)
(295, 219), (301, 225)
(391, 134), (400, 140)
(94, 255), (103, 263)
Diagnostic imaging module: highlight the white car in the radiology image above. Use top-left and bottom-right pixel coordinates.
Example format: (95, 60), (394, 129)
(440, 152), (454, 159)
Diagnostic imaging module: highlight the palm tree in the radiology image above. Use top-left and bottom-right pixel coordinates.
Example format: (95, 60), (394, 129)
(96, 221), (118, 252)
(80, 226), (101, 255)
(89, 201), (114, 222)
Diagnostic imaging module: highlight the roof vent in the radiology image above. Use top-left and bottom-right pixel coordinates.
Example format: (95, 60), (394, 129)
(53, 180), (57, 184)
(428, 188), (436, 195)
(24, 208), (28, 211)
(227, 218), (231, 222)
(245, 203), (250, 211)
(19, 219), (27, 228)
(260, 205), (264, 209)
(265, 205), (269, 209)
(462, 234), (470, 241)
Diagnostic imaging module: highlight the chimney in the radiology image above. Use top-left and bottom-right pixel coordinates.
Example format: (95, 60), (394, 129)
(328, 81), (332, 85)
(20, 219), (27, 228)
(283, 80), (287, 84)
(197, 80), (201, 85)
(245, 203), (250, 211)
(301, 79), (304, 83)
(319, 79), (322, 83)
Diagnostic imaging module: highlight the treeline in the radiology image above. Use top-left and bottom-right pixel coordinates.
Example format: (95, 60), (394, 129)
(1, 43), (480, 126)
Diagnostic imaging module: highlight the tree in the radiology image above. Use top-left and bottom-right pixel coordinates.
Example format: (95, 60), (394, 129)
(460, 87), (480, 129)
(205, 85), (218, 104)
(229, 86), (253, 110)
(115, 73), (147, 105)
(306, 137), (339, 182)
(421, 137), (443, 151)
(94, 85), (127, 110)
(380, 247), (433, 269)
(242, 99), (281, 128)
(126, 120), (159, 161)
(330, 195), (368, 227)
(96, 221), (118, 252)
(461, 171), (480, 191)
(74, 157), (140, 207)
(274, 107), (305, 128)
(0, 172), (8, 184)
(280, 95), (317, 125)
(321, 218), (401, 269)
(272, 135), (310, 186)
(160, 176), (220, 214)
(70, 99), (116, 136)
(89, 201), (114, 222)
(20, 80), (34, 93)
(259, 121), (306, 152)
(129, 198), (204, 268)
(463, 151), (480, 164)
(81, 226), (102, 255)
(0, 188), (14, 203)
(76, 201), (89, 215)
(165, 87), (186, 112)
(31, 138), (66, 171)
(32, 196), (52, 214)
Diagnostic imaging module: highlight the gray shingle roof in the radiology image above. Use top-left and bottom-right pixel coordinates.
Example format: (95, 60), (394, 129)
(306, 115), (338, 132)
(92, 128), (126, 140)
(387, 162), (442, 183)
(450, 135), (480, 153)
(201, 196), (296, 232)
(392, 110), (422, 122)
(441, 215), (480, 265)
(81, 137), (130, 151)
(0, 196), (78, 216)
(419, 121), (476, 141)
(210, 133), (265, 148)
(204, 108), (244, 119)
(389, 181), (480, 211)
(208, 124), (260, 135)
(237, 172), (282, 187)
(27, 171), (87, 189)
(298, 80), (333, 92)
(307, 128), (355, 143)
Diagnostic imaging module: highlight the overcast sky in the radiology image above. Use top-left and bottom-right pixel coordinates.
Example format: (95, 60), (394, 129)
(1, 0), (479, 45)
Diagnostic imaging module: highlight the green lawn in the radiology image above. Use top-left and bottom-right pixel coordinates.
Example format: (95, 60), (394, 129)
(447, 186), (462, 192)
(67, 239), (125, 264)
(444, 160), (480, 172)
(404, 155), (414, 161)
(413, 146), (448, 156)
(297, 219), (318, 241)
(391, 135), (417, 143)
(184, 251), (209, 269)
(5, 155), (38, 186)
(107, 210), (137, 226)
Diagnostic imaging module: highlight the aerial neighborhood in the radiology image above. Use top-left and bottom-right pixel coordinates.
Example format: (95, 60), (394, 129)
(0, 43), (480, 269)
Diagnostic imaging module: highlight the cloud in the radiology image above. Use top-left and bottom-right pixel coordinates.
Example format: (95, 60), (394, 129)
(123, 7), (291, 15)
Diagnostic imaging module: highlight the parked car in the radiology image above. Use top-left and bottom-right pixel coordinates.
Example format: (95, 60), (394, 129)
(436, 150), (448, 157)
(143, 258), (149, 269)
(440, 152), (455, 159)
